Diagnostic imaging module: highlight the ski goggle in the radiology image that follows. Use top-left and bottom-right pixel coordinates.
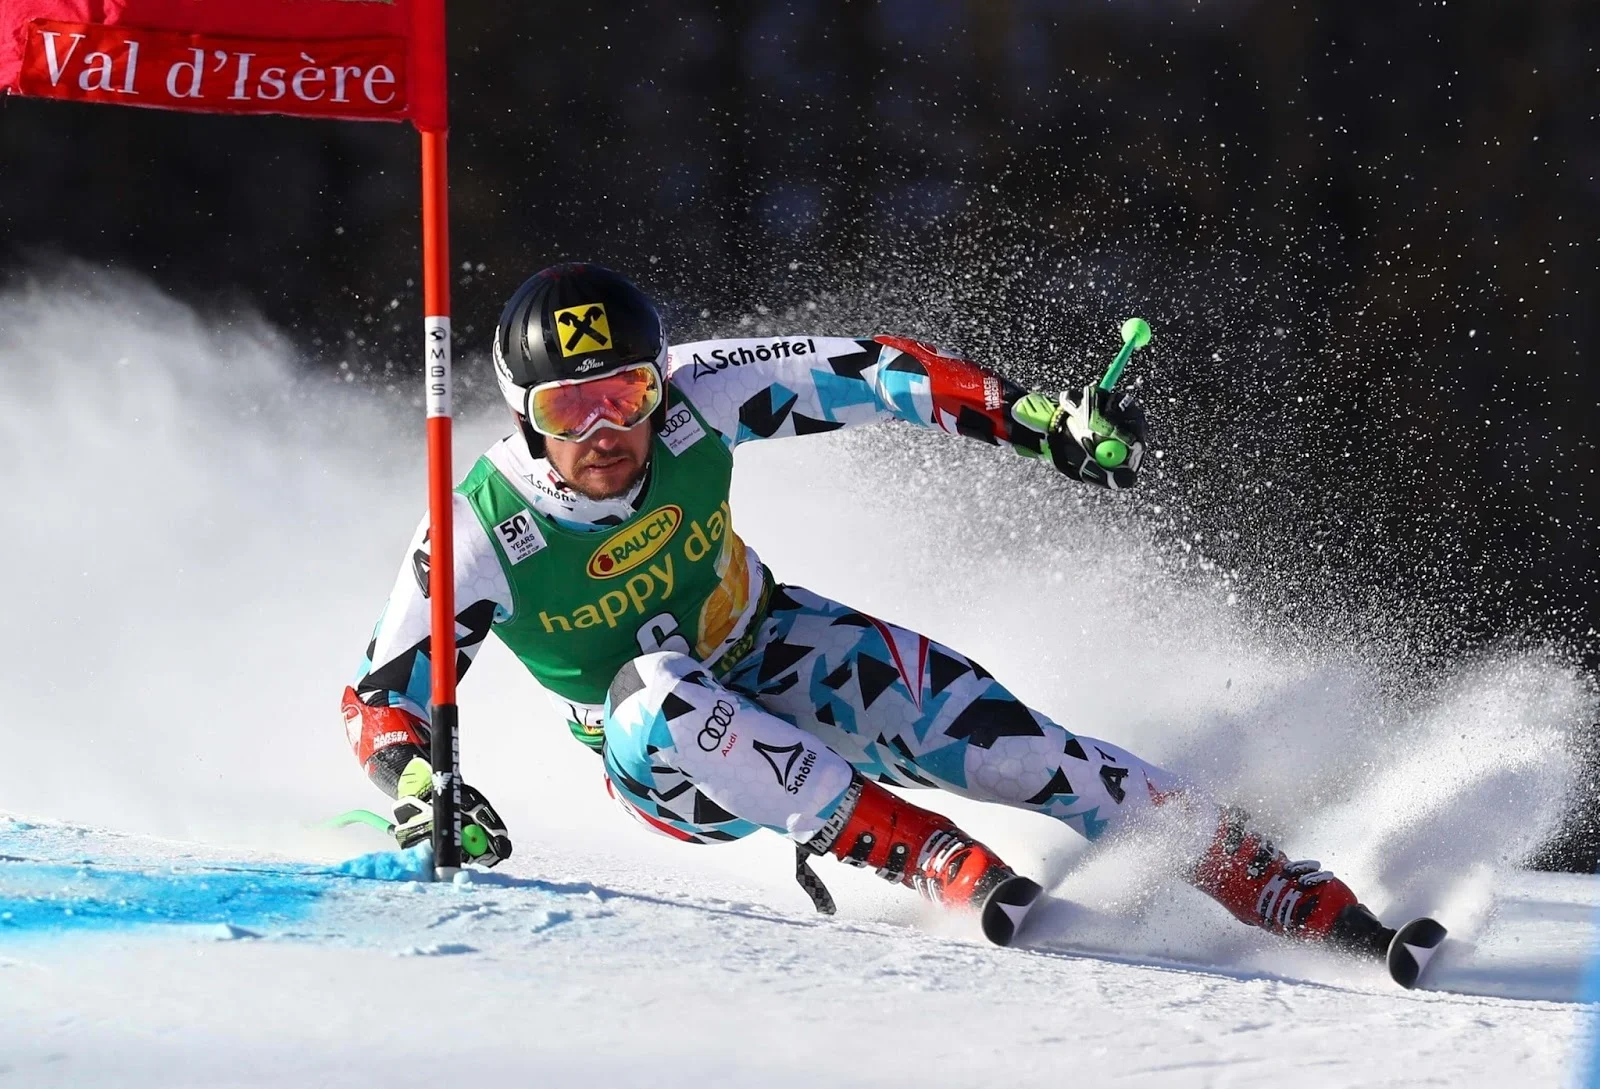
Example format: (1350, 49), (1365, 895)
(524, 361), (663, 441)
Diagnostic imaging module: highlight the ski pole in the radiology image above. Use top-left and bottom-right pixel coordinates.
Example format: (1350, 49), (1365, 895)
(1100, 317), (1151, 393)
(1090, 317), (1152, 469)
(323, 809), (394, 834)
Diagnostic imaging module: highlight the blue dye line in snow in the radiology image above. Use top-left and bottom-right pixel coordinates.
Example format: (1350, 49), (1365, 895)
(327, 843), (435, 881)
(0, 864), (324, 935)
(0, 845), (434, 937)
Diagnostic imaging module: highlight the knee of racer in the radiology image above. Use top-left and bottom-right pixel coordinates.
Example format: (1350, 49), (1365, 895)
(603, 651), (710, 776)
(606, 651), (703, 714)
(604, 652), (855, 846)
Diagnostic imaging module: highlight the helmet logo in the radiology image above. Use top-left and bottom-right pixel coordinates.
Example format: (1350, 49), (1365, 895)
(554, 303), (612, 356)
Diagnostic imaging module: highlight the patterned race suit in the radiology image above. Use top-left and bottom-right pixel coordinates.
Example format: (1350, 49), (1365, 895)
(349, 334), (1182, 854)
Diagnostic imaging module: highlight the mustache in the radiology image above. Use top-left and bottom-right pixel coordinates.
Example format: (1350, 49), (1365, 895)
(575, 447), (636, 469)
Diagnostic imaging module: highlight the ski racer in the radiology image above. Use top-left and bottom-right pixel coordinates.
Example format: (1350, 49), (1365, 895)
(342, 262), (1396, 951)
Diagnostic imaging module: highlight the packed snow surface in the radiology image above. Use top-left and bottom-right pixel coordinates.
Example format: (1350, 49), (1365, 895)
(1, 818), (1595, 1088)
(2, 277), (1597, 1086)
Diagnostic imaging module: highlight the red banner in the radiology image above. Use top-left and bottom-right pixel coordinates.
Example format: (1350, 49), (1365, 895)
(0, 0), (445, 129)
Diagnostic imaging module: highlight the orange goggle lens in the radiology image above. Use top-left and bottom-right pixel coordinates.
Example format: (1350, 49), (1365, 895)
(526, 364), (663, 441)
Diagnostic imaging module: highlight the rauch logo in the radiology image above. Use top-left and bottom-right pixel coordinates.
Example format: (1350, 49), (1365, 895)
(587, 505), (683, 578)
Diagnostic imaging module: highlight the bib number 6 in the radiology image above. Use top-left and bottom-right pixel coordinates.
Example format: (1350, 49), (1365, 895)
(636, 612), (693, 657)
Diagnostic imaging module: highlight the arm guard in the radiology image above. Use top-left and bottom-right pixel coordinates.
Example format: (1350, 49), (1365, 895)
(872, 335), (1050, 458)
(340, 685), (429, 798)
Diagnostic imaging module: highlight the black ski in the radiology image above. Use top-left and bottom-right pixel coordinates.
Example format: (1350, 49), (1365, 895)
(1386, 916), (1448, 989)
(980, 874), (1044, 947)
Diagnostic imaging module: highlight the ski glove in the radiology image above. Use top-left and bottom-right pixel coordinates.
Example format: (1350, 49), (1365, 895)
(391, 756), (514, 868)
(1013, 384), (1147, 490)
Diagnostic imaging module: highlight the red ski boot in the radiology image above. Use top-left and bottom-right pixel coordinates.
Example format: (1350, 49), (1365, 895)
(804, 776), (1043, 946)
(1190, 807), (1394, 958)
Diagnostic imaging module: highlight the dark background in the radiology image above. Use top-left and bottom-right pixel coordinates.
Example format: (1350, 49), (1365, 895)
(3, 1), (1597, 861)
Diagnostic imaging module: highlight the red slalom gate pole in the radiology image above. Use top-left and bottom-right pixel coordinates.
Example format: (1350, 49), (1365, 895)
(421, 124), (461, 878)
(1, 0), (461, 869)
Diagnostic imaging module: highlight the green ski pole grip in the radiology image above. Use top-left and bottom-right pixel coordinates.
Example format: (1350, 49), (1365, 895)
(461, 823), (490, 859)
(1099, 317), (1152, 393)
(1095, 438), (1129, 469)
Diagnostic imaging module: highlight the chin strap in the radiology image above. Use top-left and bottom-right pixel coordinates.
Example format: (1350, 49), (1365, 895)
(516, 412), (546, 458)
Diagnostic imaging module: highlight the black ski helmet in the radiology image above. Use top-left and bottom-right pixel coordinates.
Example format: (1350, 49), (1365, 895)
(492, 263), (667, 455)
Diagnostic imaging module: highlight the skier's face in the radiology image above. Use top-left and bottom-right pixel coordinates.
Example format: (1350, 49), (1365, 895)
(544, 418), (653, 499)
